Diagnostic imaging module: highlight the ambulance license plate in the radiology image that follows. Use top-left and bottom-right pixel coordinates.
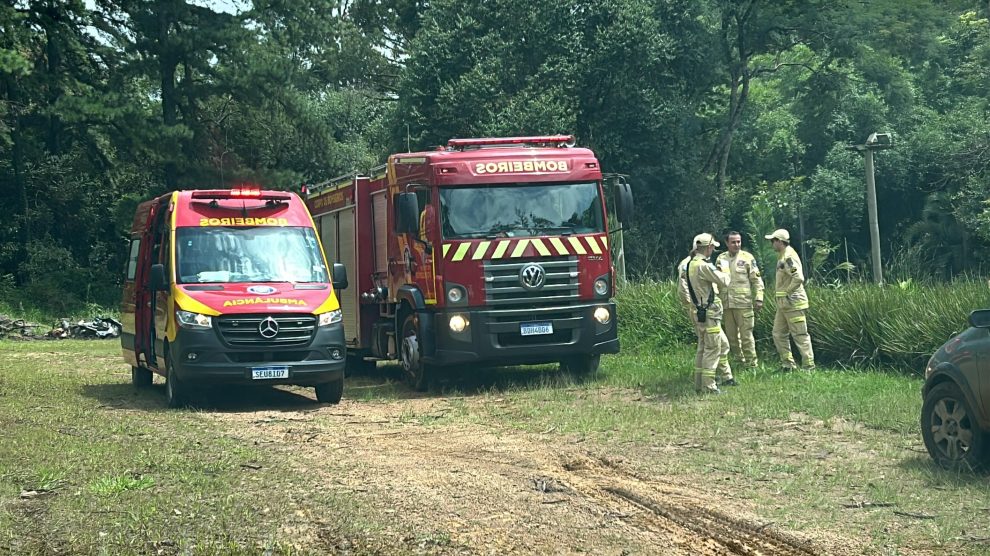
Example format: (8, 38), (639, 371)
(520, 322), (553, 336)
(251, 366), (289, 380)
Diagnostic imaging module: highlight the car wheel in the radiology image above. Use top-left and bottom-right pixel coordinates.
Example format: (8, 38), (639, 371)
(400, 313), (430, 392)
(315, 377), (344, 404)
(164, 351), (187, 409)
(921, 382), (989, 470)
(131, 365), (153, 388)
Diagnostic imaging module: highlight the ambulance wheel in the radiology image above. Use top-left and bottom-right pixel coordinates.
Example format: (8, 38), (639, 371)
(164, 352), (187, 408)
(400, 313), (430, 392)
(131, 366), (153, 388)
(562, 354), (600, 376)
(315, 377), (344, 404)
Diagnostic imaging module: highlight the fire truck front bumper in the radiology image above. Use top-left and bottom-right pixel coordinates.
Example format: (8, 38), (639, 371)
(167, 322), (347, 386)
(424, 302), (619, 367)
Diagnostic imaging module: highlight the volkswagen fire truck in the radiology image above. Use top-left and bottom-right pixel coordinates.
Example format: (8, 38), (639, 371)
(306, 135), (632, 390)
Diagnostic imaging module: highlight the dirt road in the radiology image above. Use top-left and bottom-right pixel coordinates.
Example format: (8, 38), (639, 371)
(211, 390), (864, 555)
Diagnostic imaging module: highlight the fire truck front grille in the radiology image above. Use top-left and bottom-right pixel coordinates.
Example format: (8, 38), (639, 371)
(483, 256), (578, 308)
(216, 314), (316, 347)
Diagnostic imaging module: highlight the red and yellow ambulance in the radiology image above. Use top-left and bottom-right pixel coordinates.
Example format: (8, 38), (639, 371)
(120, 187), (349, 407)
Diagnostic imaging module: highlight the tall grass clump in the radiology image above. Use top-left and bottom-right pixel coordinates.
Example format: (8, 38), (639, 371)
(616, 280), (695, 352)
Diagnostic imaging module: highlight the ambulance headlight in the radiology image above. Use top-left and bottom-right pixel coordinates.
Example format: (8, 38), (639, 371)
(448, 314), (469, 333)
(176, 310), (212, 329)
(594, 278), (609, 296)
(593, 306), (611, 324)
(318, 309), (343, 326)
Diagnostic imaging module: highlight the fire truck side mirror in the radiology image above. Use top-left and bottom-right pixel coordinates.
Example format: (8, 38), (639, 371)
(396, 192), (420, 236)
(149, 263), (169, 291)
(331, 263), (348, 291)
(616, 182), (634, 226)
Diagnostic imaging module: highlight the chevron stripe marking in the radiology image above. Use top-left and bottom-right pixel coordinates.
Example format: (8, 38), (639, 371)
(601, 236), (608, 249)
(531, 238), (551, 256)
(568, 236), (587, 255)
(452, 242), (471, 261)
(585, 236), (602, 254)
(549, 237), (569, 255)
(492, 240), (510, 259)
(443, 244), (451, 257)
(511, 239), (530, 258)
(472, 241), (491, 260)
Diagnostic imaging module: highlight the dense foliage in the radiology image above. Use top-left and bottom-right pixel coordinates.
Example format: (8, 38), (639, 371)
(3, 0), (990, 310)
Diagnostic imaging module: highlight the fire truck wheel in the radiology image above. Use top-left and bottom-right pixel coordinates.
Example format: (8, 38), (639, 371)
(400, 313), (430, 392)
(315, 377), (344, 404)
(131, 366), (153, 388)
(164, 351), (187, 408)
(562, 354), (601, 376)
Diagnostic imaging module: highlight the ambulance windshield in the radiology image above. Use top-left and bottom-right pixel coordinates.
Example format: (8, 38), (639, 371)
(439, 181), (604, 239)
(175, 226), (328, 284)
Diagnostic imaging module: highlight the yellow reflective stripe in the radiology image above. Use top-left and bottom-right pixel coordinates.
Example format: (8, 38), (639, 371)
(706, 326), (721, 334)
(732, 287), (750, 291)
(549, 237), (569, 255)
(472, 241), (490, 260)
(491, 240), (510, 259)
(700, 369), (716, 378)
(600, 236), (608, 249)
(792, 301), (809, 310)
(789, 316), (806, 323)
(511, 239), (530, 258)
(568, 236), (587, 255)
(452, 242), (470, 261)
(443, 244), (451, 258)
(719, 357), (729, 363)
(531, 238), (551, 257)
(743, 312), (754, 318)
(585, 236), (602, 254)
(775, 292), (787, 297)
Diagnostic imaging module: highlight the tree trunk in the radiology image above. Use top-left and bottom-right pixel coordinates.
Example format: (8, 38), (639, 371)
(159, 6), (179, 190)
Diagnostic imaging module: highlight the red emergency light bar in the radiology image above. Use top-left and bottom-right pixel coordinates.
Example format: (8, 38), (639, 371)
(191, 189), (292, 201)
(447, 135), (575, 149)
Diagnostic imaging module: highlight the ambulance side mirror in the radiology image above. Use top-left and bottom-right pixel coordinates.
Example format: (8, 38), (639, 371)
(395, 192), (420, 236)
(616, 182), (634, 227)
(332, 263), (348, 291)
(149, 264), (169, 291)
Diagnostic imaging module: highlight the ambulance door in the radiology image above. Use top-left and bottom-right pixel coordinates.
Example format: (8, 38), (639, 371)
(152, 221), (171, 368)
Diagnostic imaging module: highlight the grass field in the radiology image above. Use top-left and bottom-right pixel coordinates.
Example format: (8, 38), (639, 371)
(2, 339), (990, 554)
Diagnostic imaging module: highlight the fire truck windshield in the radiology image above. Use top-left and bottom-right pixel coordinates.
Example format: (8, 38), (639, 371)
(175, 227), (328, 284)
(439, 181), (604, 239)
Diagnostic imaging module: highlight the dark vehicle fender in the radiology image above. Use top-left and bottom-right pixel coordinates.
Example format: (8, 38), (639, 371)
(395, 285), (436, 356)
(923, 363), (990, 431)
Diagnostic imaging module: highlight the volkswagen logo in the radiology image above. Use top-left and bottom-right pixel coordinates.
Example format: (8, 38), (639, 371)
(258, 316), (279, 339)
(519, 263), (546, 291)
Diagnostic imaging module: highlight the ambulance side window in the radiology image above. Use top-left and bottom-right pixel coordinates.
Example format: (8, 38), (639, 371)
(126, 239), (140, 280)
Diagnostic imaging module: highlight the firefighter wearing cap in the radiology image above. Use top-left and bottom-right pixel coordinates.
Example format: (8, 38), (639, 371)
(687, 233), (732, 393)
(715, 232), (764, 368)
(764, 228), (815, 370)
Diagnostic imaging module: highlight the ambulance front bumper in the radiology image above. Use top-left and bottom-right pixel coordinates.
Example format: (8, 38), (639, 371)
(424, 302), (619, 367)
(169, 321), (346, 386)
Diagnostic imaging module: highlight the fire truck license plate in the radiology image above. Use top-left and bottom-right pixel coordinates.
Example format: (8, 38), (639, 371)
(251, 366), (289, 380)
(520, 322), (553, 336)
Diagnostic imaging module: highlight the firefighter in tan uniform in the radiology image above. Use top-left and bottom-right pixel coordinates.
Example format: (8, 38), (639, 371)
(715, 232), (764, 368)
(765, 228), (815, 370)
(686, 233), (733, 393)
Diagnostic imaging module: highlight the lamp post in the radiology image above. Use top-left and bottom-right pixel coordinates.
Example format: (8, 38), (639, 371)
(845, 132), (893, 285)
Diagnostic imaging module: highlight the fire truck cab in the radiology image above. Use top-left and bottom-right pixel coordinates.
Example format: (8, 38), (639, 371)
(120, 187), (349, 407)
(307, 135), (633, 390)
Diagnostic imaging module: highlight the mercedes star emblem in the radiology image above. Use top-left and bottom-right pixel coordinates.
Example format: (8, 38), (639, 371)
(258, 316), (279, 339)
(519, 263), (546, 291)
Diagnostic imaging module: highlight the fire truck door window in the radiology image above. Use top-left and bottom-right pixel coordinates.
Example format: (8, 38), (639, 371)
(176, 227), (328, 284)
(126, 239), (141, 280)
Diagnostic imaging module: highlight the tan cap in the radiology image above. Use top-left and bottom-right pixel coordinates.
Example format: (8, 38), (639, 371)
(764, 228), (790, 242)
(693, 233), (720, 248)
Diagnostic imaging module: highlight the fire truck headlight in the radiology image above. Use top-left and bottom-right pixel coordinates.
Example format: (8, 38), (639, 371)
(593, 306), (611, 324)
(318, 309), (343, 326)
(594, 278), (609, 296)
(176, 310), (212, 329)
(448, 314), (469, 333)
(447, 286), (464, 304)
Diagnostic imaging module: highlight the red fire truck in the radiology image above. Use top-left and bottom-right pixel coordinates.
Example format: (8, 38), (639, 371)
(121, 187), (350, 407)
(306, 135), (633, 390)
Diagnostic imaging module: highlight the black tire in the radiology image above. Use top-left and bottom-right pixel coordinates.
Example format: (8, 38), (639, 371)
(921, 382), (990, 470)
(315, 377), (344, 404)
(131, 365), (153, 388)
(562, 354), (601, 376)
(400, 313), (430, 392)
(345, 355), (376, 376)
(164, 351), (187, 409)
